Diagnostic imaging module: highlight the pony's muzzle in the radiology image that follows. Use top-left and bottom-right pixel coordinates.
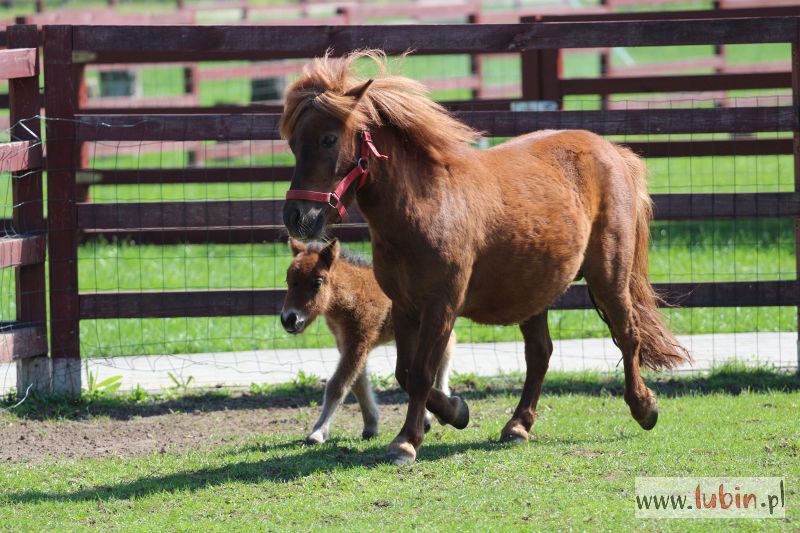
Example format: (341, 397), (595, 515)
(280, 309), (305, 334)
(283, 200), (328, 241)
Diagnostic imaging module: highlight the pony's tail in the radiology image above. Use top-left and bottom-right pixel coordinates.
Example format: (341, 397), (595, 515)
(619, 146), (691, 370)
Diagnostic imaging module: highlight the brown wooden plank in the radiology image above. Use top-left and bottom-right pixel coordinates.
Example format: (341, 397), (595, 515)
(0, 326), (48, 363)
(74, 107), (794, 141)
(77, 98), (521, 116)
(0, 48), (37, 80)
(559, 72), (792, 96)
(0, 235), (45, 269)
(556, 281), (800, 310)
(0, 140), (43, 173)
(462, 107), (795, 136)
(652, 193), (800, 219)
(78, 225), (372, 245)
(533, 5), (800, 23)
(78, 280), (800, 320)
(70, 18), (798, 63)
(625, 139), (793, 158)
(43, 25), (81, 362)
(80, 166), (293, 185)
(77, 193), (799, 233)
(76, 200), (297, 230)
(80, 289), (284, 319)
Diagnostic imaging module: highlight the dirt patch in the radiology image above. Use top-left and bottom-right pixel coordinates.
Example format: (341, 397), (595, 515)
(0, 398), (408, 463)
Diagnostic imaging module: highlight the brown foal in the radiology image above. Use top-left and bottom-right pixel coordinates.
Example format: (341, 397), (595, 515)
(280, 51), (690, 464)
(281, 238), (454, 444)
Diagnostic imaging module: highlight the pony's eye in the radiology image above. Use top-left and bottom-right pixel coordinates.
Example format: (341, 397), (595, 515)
(321, 134), (337, 148)
(312, 277), (324, 290)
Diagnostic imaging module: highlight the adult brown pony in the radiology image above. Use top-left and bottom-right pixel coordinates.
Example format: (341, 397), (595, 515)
(280, 50), (690, 464)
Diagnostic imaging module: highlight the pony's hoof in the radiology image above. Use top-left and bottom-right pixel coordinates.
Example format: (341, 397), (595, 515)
(362, 428), (379, 440)
(450, 396), (470, 430)
(636, 404), (659, 431)
(305, 431), (326, 445)
(423, 413), (432, 434)
(500, 421), (529, 444)
(386, 441), (416, 465)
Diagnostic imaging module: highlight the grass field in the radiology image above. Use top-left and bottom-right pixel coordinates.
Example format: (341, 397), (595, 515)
(0, 368), (797, 530)
(0, 6), (797, 358)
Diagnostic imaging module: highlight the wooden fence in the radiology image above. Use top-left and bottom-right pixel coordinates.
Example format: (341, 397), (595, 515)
(0, 25), (48, 394)
(17, 17), (795, 395)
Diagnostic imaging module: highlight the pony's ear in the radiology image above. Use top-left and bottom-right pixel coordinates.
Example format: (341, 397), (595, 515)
(288, 238), (306, 256)
(318, 239), (340, 268)
(345, 79), (374, 101)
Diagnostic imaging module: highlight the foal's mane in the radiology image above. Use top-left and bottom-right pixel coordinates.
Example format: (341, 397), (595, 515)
(305, 241), (372, 268)
(280, 50), (480, 163)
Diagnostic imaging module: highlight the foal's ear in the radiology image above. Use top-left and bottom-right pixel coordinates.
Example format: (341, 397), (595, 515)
(288, 238), (306, 256)
(345, 79), (374, 101)
(318, 239), (340, 268)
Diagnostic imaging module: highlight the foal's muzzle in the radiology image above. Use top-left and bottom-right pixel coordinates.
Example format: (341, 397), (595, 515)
(283, 200), (328, 241)
(280, 309), (306, 334)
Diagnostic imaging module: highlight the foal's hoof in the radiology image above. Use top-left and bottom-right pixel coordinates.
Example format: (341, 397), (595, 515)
(450, 396), (470, 430)
(305, 431), (326, 445)
(500, 421), (529, 445)
(386, 441), (416, 465)
(635, 403), (659, 431)
(362, 428), (379, 440)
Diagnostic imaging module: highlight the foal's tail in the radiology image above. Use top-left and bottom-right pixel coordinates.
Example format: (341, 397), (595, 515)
(618, 146), (691, 370)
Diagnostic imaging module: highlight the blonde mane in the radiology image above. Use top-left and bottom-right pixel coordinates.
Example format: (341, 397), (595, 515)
(280, 50), (481, 163)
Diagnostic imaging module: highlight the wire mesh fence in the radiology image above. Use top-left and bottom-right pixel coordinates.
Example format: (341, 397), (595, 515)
(1, 21), (799, 395)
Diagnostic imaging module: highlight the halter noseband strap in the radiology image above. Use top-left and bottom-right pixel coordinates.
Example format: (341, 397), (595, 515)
(285, 129), (388, 222)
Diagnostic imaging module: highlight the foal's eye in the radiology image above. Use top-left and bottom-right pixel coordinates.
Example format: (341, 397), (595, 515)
(311, 278), (324, 290)
(321, 134), (337, 148)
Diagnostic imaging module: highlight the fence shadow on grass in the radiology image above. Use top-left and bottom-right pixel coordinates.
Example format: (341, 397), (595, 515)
(4, 439), (508, 505)
(4, 365), (799, 421)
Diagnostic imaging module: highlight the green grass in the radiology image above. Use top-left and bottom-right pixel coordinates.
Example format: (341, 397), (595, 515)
(0, 369), (797, 530)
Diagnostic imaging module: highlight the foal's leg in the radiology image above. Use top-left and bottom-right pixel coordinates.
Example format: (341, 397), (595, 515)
(583, 240), (659, 430)
(500, 312), (552, 443)
(351, 369), (380, 439)
(306, 345), (369, 444)
(388, 303), (469, 465)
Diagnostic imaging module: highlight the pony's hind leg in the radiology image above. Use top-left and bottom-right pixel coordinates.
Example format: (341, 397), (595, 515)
(351, 369), (380, 440)
(582, 246), (659, 430)
(500, 312), (552, 444)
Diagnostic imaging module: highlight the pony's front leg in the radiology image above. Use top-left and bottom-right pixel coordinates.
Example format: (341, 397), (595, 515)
(387, 303), (469, 465)
(306, 347), (368, 445)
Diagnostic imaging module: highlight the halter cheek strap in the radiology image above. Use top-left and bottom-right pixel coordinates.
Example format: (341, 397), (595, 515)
(285, 130), (388, 222)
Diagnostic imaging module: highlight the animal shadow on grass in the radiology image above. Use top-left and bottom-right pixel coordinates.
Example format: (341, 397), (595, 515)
(7, 367), (798, 422)
(4, 440), (501, 505)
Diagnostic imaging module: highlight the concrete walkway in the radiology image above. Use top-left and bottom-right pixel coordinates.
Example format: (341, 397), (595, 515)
(1, 332), (797, 394)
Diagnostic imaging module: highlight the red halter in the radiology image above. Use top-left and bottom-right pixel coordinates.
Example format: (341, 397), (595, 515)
(285, 129), (388, 222)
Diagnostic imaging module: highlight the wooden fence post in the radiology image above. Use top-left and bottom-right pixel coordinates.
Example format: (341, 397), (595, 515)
(8, 25), (49, 394)
(521, 48), (562, 108)
(793, 29), (800, 372)
(43, 26), (81, 396)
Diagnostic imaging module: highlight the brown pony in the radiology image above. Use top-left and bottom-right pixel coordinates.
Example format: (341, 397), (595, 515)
(281, 238), (454, 444)
(280, 50), (690, 464)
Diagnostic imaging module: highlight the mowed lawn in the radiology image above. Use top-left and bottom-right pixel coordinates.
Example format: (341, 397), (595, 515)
(0, 370), (797, 530)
